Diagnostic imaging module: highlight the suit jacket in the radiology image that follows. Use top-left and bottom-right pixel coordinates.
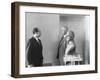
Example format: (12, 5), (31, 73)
(57, 37), (67, 65)
(57, 36), (64, 58)
(27, 37), (43, 66)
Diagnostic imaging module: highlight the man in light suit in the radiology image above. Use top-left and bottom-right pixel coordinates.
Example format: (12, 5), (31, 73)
(56, 26), (68, 65)
(26, 27), (43, 67)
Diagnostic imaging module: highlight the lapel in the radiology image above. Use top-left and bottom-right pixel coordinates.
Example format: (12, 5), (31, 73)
(36, 38), (41, 46)
(38, 39), (42, 46)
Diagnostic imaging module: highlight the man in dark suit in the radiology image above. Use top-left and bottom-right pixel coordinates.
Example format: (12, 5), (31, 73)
(26, 27), (43, 67)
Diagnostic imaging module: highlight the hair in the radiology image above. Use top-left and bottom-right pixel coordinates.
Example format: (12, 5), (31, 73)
(33, 27), (40, 34)
(68, 30), (75, 39)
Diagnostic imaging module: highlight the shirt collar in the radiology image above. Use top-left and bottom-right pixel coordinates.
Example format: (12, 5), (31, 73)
(33, 35), (39, 41)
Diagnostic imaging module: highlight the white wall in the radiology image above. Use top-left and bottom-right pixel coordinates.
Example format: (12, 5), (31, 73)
(84, 16), (90, 64)
(0, 0), (100, 80)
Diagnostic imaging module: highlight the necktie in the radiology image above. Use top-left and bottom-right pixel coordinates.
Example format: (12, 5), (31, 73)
(37, 39), (41, 45)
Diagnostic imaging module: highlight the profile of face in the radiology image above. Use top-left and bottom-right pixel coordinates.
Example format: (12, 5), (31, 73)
(35, 32), (41, 38)
(33, 28), (41, 38)
(66, 35), (70, 42)
(61, 26), (68, 36)
(65, 31), (75, 41)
